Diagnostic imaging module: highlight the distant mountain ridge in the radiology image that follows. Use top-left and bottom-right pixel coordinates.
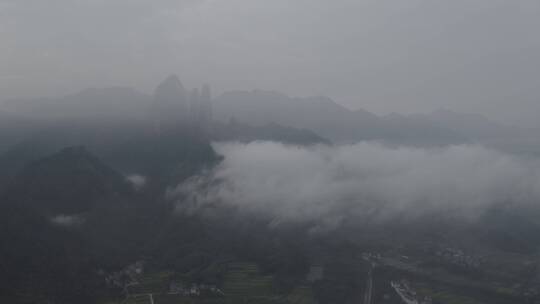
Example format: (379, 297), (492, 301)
(212, 121), (330, 145)
(212, 90), (540, 149)
(3, 84), (538, 150)
(2, 87), (152, 121)
(213, 90), (465, 145)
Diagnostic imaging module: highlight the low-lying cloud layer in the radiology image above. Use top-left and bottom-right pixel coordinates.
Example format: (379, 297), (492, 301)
(126, 174), (147, 191)
(169, 141), (540, 229)
(50, 214), (85, 228)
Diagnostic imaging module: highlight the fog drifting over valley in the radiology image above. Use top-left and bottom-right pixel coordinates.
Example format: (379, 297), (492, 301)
(170, 141), (540, 230)
(4, 1), (540, 302)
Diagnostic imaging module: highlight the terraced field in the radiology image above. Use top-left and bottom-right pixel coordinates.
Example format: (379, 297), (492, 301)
(152, 296), (229, 304)
(415, 285), (485, 304)
(222, 262), (274, 299)
(123, 294), (152, 304)
(106, 262), (316, 304)
(128, 271), (174, 295)
(286, 286), (316, 304)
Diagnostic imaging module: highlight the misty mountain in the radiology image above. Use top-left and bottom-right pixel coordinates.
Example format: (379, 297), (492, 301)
(0, 111), (50, 153)
(0, 128), (221, 197)
(401, 109), (522, 140)
(0, 140), (62, 193)
(213, 90), (378, 142)
(2, 146), (132, 215)
(390, 109), (540, 154)
(2, 87), (152, 121)
(0, 200), (102, 304)
(5, 0), (540, 302)
(101, 131), (220, 184)
(213, 90), (467, 145)
(213, 90), (540, 150)
(212, 120), (330, 145)
(5, 83), (536, 150)
(152, 74), (190, 126)
(0, 146), (130, 303)
(0, 119), (151, 191)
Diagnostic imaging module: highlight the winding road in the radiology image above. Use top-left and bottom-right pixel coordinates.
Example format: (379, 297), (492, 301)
(363, 265), (374, 304)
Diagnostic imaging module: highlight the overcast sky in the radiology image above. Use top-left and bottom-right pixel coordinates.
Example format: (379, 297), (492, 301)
(1, 0), (540, 126)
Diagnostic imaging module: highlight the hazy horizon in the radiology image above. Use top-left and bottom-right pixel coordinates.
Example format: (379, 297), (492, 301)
(2, 0), (540, 127)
